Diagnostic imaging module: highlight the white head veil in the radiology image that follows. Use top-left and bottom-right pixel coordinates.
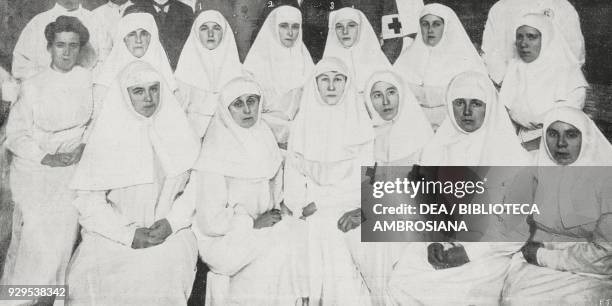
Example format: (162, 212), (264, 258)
(94, 13), (177, 91)
(194, 77), (282, 179)
(363, 70), (433, 163)
(420, 70), (530, 166)
(243, 6), (314, 103)
(289, 57), (374, 185)
(394, 4), (486, 87)
(537, 107), (612, 166)
(175, 10), (242, 94)
(71, 61), (200, 190)
(323, 7), (391, 91)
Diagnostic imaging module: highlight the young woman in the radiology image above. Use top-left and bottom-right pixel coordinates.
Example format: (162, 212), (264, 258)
(323, 7), (391, 92)
(502, 107), (612, 305)
(419, 70), (529, 166)
(285, 57), (374, 305)
(243, 5), (314, 145)
(175, 10), (242, 138)
(389, 71), (530, 305)
(67, 61), (200, 305)
(394, 4), (486, 131)
(1, 16), (93, 305)
(93, 12), (176, 104)
(349, 70), (432, 305)
(190, 77), (304, 305)
(499, 13), (587, 151)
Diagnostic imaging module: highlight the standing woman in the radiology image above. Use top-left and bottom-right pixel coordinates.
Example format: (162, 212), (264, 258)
(175, 10), (242, 138)
(323, 7), (391, 93)
(243, 5), (314, 145)
(394, 4), (486, 132)
(93, 12), (177, 105)
(285, 57), (374, 305)
(502, 107), (612, 305)
(191, 77), (304, 305)
(499, 13), (587, 151)
(67, 61), (200, 305)
(1, 16), (93, 305)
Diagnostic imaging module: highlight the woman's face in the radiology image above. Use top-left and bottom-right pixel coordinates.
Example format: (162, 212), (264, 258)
(370, 81), (399, 121)
(516, 25), (542, 63)
(198, 22), (223, 50)
(49, 31), (80, 73)
(546, 121), (582, 165)
(278, 22), (300, 48)
(127, 81), (160, 117)
(452, 98), (486, 132)
(335, 19), (359, 48)
(316, 71), (347, 105)
(420, 14), (444, 47)
(123, 28), (151, 58)
(228, 94), (260, 128)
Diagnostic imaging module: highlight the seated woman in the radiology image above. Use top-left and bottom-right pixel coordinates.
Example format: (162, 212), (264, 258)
(1, 16), (92, 305)
(323, 7), (391, 92)
(244, 5), (314, 146)
(285, 57), (374, 305)
(175, 10), (242, 139)
(502, 107), (612, 305)
(190, 77), (304, 305)
(499, 13), (587, 151)
(346, 70), (433, 305)
(67, 61), (201, 305)
(394, 4), (486, 132)
(93, 12), (177, 105)
(388, 71), (531, 305)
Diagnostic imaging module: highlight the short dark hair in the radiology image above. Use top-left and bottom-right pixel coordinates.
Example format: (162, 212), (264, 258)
(44, 15), (90, 48)
(123, 4), (158, 17)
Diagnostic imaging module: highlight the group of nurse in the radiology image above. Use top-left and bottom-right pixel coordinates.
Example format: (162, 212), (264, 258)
(0, 0), (610, 305)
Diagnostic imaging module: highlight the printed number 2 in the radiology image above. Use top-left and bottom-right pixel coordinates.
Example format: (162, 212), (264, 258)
(267, 1), (274, 7)
(330, 1), (335, 9)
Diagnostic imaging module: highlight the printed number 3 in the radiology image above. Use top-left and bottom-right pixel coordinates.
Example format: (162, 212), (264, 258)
(330, 2), (335, 9)
(267, 1), (274, 7)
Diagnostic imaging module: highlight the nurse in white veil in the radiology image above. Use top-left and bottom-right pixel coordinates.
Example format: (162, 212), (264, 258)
(67, 61), (200, 305)
(502, 107), (612, 305)
(175, 10), (242, 138)
(243, 6), (314, 145)
(190, 77), (305, 305)
(346, 70), (432, 305)
(389, 71), (530, 305)
(394, 4), (486, 132)
(323, 7), (391, 93)
(499, 13), (587, 150)
(284, 57), (374, 305)
(93, 12), (177, 105)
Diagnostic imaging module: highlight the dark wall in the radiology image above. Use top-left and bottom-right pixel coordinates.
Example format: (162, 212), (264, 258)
(1, 0), (611, 84)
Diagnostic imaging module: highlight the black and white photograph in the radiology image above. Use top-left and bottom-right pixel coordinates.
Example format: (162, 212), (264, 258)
(0, 0), (611, 305)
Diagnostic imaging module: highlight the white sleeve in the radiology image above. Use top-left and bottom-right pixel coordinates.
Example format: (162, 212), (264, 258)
(73, 190), (138, 246)
(283, 153), (309, 216)
(165, 173), (196, 234)
(5, 85), (47, 163)
(12, 21), (42, 80)
(193, 171), (254, 237)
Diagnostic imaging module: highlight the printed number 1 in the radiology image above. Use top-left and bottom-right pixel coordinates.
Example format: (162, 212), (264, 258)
(268, 1), (274, 8)
(330, 2), (335, 9)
